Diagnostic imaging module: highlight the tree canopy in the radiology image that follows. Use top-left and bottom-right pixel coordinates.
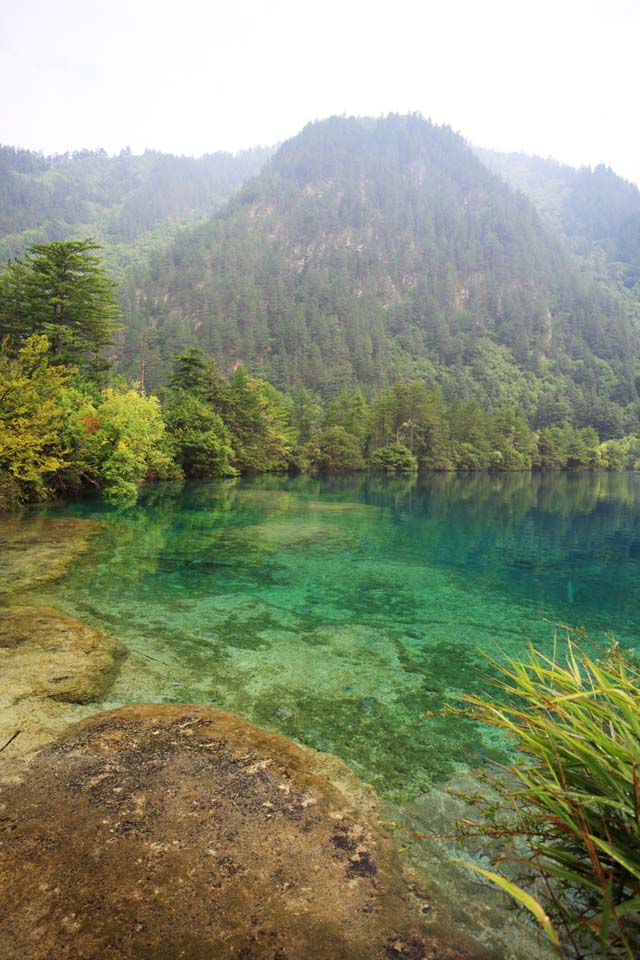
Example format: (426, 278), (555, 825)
(0, 239), (121, 376)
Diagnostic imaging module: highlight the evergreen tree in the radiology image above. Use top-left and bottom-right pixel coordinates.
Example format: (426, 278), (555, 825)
(162, 390), (236, 478)
(0, 239), (121, 377)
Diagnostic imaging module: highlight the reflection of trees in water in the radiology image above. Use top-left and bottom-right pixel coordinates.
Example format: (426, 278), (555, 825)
(53, 473), (640, 642)
(255, 471), (640, 633)
(379, 472), (640, 632)
(60, 477), (308, 594)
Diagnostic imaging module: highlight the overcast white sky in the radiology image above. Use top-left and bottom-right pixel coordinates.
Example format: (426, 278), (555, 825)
(1, 0), (639, 183)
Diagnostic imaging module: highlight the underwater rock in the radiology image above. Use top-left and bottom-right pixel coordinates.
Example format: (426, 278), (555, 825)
(273, 704), (294, 720)
(357, 696), (380, 714)
(0, 606), (125, 758)
(0, 515), (103, 600)
(388, 771), (557, 960)
(0, 704), (491, 960)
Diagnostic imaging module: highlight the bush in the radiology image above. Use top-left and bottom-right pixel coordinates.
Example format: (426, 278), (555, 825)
(370, 442), (417, 474)
(0, 335), (70, 506)
(64, 387), (179, 501)
(310, 426), (366, 473)
(162, 390), (236, 478)
(461, 639), (640, 958)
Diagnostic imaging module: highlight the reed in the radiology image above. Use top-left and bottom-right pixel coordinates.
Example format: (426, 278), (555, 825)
(461, 637), (640, 958)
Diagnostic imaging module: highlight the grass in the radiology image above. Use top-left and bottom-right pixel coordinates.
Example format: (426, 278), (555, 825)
(458, 635), (640, 958)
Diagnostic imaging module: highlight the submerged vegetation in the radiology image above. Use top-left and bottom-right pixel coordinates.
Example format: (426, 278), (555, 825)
(3, 115), (640, 960)
(460, 640), (640, 959)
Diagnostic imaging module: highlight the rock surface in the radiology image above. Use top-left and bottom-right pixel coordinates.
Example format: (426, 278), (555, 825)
(0, 605), (125, 757)
(0, 704), (490, 960)
(0, 515), (102, 599)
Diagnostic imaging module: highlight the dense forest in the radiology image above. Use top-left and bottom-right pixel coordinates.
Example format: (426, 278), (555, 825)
(477, 147), (640, 292)
(3, 115), (640, 506)
(1, 239), (639, 509)
(0, 143), (273, 278)
(119, 116), (640, 442)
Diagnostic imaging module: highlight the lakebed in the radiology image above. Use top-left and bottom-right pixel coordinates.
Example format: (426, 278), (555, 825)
(2, 472), (639, 958)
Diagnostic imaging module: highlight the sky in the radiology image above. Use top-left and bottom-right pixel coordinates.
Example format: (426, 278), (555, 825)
(1, 0), (639, 184)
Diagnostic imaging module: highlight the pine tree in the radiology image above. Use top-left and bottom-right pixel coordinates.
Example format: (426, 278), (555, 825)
(0, 239), (121, 377)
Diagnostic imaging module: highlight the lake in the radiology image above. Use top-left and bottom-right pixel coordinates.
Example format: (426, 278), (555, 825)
(24, 470), (640, 799)
(8, 470), (639, 956)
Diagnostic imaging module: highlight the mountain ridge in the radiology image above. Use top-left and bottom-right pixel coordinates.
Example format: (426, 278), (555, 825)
(2, 115), (640, 438)
(117, 114), (640, 439)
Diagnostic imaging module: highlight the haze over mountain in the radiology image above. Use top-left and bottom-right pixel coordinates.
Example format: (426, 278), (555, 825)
(2, 113), (640, 439)
(118, 115), (640, 438)
(476, 147), (640, 292)
(0, 144), (273, 275)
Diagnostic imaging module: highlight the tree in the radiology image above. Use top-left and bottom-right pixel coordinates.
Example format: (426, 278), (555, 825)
(168, 347), (210, 391)
(0, 335), (70, 506)
(290, 386), (322, 445)
(0, 239), (121, 377)
(310, 426), (366, 473)
(325, 389), (369, 447)
(370, 442), (417, 474)
(221, 366), (293, 473)
(64, 386), (177, 500)
(162, 390), (236, 478)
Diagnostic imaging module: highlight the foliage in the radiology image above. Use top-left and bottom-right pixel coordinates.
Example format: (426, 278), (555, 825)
(478, 149), (640, 292)
(309, 425), (366, 473)
(289, 386), (323, 445)
(460, 640), (640, 958)
(370, 442), (417, 474)
(62, 386), (177, 501)
(0, 239), (121, 377)
(0, 335), (70, 506)
(0, 144), (273, 263)
(219, 366), (293, 474)
(7, 119), (640, 506)
(162, 389), (236, 478)
(121, 114), (640, 444)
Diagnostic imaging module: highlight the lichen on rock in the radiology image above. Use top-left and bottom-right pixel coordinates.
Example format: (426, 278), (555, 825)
(0, 704), (491, 960)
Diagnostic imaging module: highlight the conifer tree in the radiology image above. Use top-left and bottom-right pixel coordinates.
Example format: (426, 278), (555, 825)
(0, 239), (121, 377)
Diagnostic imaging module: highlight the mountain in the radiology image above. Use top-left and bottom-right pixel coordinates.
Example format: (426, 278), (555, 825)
(123, 114), (640, 437)
(476, 148), (640, 292)
(0, 144), (274, 278)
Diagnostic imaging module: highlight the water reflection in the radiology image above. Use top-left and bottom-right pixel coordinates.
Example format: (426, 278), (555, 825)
(22, 471), (640, 798)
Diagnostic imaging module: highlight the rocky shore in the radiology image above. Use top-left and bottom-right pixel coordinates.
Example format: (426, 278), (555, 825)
(0, 702), (494, 959)
(0, 514), (535, 959)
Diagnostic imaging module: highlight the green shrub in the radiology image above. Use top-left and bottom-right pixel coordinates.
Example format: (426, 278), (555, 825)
(162, 390), (236, 478)
(461, 639), (640, 958)
(0, 335), (71, 506)
(310, 426), (366, 473)
(370, 442), (417, 474)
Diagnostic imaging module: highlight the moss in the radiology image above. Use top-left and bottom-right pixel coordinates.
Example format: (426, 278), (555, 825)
(0, 705), (493, 960)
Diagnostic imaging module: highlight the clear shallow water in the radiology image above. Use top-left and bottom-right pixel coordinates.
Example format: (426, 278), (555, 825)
(30, 471), (640, 802)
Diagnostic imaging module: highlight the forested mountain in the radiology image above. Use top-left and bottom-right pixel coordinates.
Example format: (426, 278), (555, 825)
(3, 116), (640, 442)
(0, 144), (273, 275)
(121, 115), (640, 438)
(477, 148), (640, 292)
(5, 116), (640, 508)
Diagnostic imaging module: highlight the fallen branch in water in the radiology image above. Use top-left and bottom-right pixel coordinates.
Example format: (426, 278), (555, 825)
(130, 649), (172, 668)
(0, 730), (21, 753)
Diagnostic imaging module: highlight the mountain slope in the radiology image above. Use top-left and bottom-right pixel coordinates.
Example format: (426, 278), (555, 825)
(126, 115), (640, 436)
(476, 148), (640, 291)
(0, 144), (273, 277)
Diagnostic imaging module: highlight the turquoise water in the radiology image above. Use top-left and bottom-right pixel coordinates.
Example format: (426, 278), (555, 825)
(33, 471), (640, 800)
